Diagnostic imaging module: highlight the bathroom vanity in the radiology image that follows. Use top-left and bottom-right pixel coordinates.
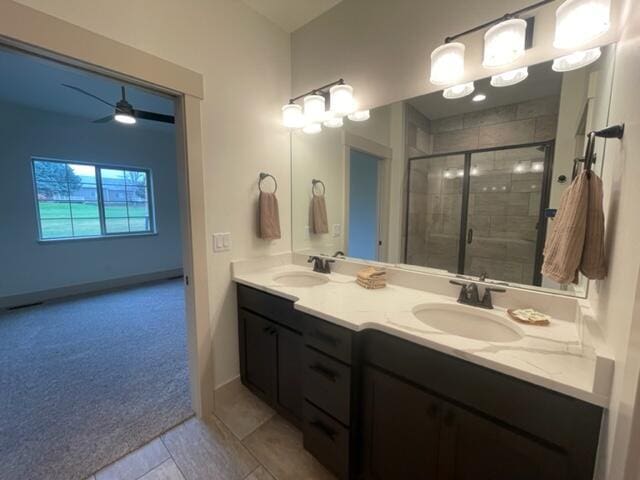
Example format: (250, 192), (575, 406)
(235, 259), (609, 480)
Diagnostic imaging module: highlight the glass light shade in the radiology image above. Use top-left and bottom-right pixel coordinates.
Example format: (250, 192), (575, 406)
(323, 115), (344, 128)
(114, 113), (136, 124)
(482, 19), (527, 68)
(348, 110), (370, 122)
(281, 103), (304, 128)
(443, 82), (475, 99)
(554, 0), (611, 49)
(430, 42), (465, 86)
(552, 47), (601, 71)
(303, 94), (326, 123)
(302, 123), (322, 134)
(490, 67), (529, 87)
(329, 84), (355, 116)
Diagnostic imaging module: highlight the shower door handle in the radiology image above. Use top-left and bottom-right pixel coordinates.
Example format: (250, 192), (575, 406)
(467, 228), (473, 244)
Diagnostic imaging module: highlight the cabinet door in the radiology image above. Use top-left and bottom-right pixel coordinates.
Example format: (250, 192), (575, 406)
(361, 366), (441, 480)
(241, 310), (277, 402)
(438, 405), (569, 480)
(276, 326), (303, 421)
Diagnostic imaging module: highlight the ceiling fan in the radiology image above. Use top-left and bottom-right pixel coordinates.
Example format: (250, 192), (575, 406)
(62, 84), (175, 125)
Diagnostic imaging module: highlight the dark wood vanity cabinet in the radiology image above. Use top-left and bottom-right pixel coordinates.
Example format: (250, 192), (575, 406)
(237, 285), (303, 424)
(237, 285), (603, 480)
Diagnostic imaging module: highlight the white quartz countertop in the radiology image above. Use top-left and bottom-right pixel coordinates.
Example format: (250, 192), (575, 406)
(233, 262), (609, 407)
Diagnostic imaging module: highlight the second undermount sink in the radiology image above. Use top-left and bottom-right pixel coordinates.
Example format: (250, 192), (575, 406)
(273, 271), (330, 287)
(412, 303), (523, 343)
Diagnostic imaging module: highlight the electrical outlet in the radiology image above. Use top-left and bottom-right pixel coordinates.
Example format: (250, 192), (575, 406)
(332, 224), (342, 237)
(213, 232), (231, 252)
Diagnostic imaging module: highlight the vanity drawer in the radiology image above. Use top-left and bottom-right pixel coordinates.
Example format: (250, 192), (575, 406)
(302, 313), (353, 364)
(303, 346), (351, 425)
(303, 400), (350, 480)
(237, 284), (301, 332)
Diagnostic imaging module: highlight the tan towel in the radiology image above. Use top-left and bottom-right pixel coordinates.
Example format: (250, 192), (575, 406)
(311, 195), (329, 234)
(580, 172), (607, 279)
(542, 171), (606, 283)
(357, 278), (386, 289)
(357, 266), (387, 281)
(259, 192), (281, 240)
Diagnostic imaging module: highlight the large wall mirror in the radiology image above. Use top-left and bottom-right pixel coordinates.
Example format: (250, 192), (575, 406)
(291, 44), (616, 297)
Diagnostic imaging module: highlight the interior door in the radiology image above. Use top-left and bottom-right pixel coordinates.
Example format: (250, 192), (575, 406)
(463, 144), (550, 285)
(348, 149), (382, 260)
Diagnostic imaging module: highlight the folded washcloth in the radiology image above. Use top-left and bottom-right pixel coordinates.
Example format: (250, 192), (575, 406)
(357, 266), (386, 281)
(259, 192), (281, 240)
(357, 278), (386, 290)
(311, 194), (329, 234)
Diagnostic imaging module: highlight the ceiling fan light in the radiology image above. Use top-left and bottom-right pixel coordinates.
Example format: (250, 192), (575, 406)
(303, 95), (326, 124)
(348, 110), (370, 122)
(490, 67), (529, 87)
(482, 19), (527, 68)
(554, 0), (611, 49)
(114, 113), (136, 124)
(282, 103), (304, 128)
(443, 82), (475, 99)
(430, 42), (466, 86)
(329, 84), (355, 116)
(552, 47), (601, 71)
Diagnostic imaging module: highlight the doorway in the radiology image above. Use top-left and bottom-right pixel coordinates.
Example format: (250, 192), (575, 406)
(405, 141), (554, 286)
(347, 148), (384, 261)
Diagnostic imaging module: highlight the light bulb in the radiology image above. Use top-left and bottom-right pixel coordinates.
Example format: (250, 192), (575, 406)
(490, 67), (529, 87)
(348, 110), (370, 122)
(302, 123), (322, 134)
(329, 84), (355, 116)
(303, 95), (326, 124)
(281, 103), (304, 128)
(552, 47), (602, 72)
(443, 82), (475, 99)
(114, 113), (136, 124)
(554, 0), (611, 49)
(470, 165), (479, 176)
(472, 94), (487, 102)
(430, 42), (465, 86)
(482, 19), (527, 68)
(456, 169), (464, 177)
(532, 162), (544, 172)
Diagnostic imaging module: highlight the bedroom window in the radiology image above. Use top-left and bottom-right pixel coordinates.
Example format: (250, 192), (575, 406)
(32, 158), (155, 240)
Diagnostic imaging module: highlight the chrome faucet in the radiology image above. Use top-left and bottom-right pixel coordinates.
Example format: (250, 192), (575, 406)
(450, 280), (506, 309)
(308, 256), (335, 274)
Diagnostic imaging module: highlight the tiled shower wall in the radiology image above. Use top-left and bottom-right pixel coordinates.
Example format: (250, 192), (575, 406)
(405, 95), (559, 285)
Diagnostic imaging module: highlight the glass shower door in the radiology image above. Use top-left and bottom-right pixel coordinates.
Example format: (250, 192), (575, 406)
(463, 145), (548, 285)
(405, 154), (465, 273)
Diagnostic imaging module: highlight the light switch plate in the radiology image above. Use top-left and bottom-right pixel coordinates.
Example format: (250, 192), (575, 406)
(213, 232), (231, 252)
(332, 224), (342, 237)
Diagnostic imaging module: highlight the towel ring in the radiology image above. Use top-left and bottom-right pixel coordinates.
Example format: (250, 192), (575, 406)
(259, 172), (277, 194)
(312, 179), (325, 196)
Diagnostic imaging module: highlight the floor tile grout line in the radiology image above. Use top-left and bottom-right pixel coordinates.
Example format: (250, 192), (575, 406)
(133, 458), (176, 480)
(159, 433), (188, 480)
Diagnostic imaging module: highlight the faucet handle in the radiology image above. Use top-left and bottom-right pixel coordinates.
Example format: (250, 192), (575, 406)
(481, 286), (506, 309)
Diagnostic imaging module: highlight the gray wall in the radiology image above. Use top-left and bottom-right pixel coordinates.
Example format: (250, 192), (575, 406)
(0, 101), (182, 299)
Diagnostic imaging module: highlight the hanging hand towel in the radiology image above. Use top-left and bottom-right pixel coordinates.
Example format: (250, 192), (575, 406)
(259, 192), (281, 240)
(311, 195), (329, 234)
(580, 172), (607, 279)
(541, 171), (589, 284)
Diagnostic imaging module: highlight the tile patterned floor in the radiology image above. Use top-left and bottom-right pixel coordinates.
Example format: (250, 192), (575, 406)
(87, 380), (335, 480)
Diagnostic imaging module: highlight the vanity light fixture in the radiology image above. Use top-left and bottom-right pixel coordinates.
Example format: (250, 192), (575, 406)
(552, 47), (602, 71)
(348, 110), (370, 122)
(482, 19), (528, 68)
(553, 0), (611, 49)
(430, 42), (466, 86)
(443, 82), (475, 99)
(472, 93), (487, 102)
(491, 67), (529, 87)
(281, 78), (369, 133)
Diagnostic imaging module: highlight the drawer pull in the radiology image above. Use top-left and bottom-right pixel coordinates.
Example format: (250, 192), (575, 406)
(309, 363), (338, 382)
(309, 420), (336, 441)
(312, 329), (339, 346)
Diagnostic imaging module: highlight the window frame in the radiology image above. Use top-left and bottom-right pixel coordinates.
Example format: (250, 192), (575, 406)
(31, 157), (157, 242)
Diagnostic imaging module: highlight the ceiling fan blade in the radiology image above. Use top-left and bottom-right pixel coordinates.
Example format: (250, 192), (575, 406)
(133, 109), (175, 124)
(93, 115), (114, 123)
(62, 84), (116, 108)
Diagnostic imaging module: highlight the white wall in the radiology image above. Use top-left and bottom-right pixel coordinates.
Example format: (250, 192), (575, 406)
(12, 0), (292, 389)
(587, 0), (640, 477)
(0, 101), (181, 298)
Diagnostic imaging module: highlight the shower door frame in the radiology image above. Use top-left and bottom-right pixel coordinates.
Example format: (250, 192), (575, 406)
(404, 140), (555, 287)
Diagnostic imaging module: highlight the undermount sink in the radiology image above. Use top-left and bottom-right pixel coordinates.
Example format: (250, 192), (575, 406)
(273, 271), (330, 287)
(412, 303), (523, 343)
